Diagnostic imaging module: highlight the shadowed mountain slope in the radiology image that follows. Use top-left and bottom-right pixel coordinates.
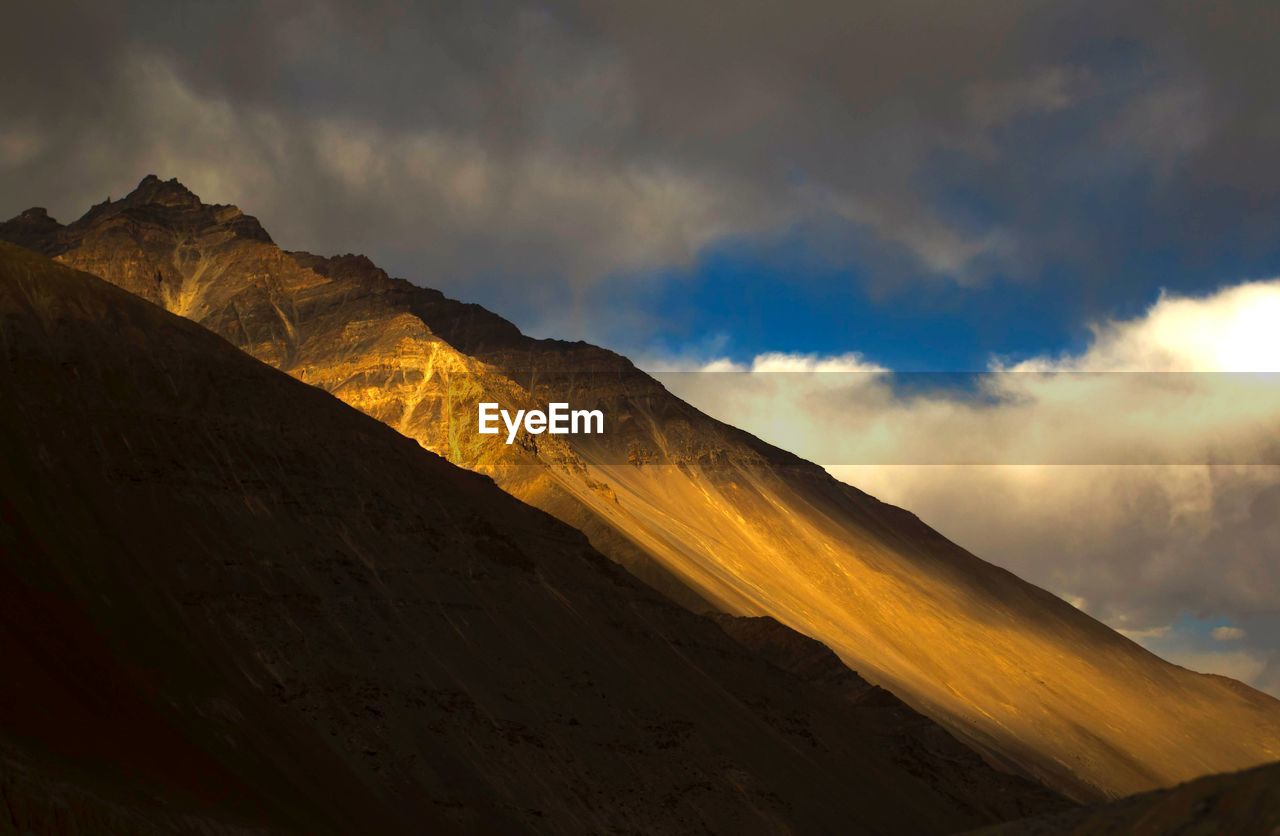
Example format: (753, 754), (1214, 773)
(972, 760), (1280, 835)
(5, 177), (1280, 803)
(711, 615), (1069, 823)
(0, 242), (1078, 833)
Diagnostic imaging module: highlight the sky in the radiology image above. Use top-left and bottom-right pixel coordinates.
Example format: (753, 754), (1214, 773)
(2, 1), (1278, 692)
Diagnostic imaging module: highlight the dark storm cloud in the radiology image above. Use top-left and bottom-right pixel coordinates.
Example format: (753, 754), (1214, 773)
(5, 0), (1280, 318)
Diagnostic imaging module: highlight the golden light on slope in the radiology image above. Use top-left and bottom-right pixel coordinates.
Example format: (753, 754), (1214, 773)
(16, 183), (1280, 804)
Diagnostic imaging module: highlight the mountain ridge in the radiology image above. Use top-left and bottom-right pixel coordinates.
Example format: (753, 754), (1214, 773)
(2, 240), (1071, 833)
(4, 175), (1279, 803)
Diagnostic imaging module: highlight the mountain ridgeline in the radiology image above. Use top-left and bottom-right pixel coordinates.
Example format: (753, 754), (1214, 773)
(0, 241), (1069, 833)
(5, 176), (1280, 807)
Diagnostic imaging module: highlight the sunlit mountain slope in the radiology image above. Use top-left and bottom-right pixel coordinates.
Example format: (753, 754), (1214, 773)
(0, 240), (1078, 833)
(5, 176), (1279, 802)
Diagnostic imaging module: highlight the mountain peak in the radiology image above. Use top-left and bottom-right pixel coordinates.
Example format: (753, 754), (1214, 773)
(123, 174), (202, 208)
(0, 206), (65, 256)
(55, 174), (274, 247)
(4, 206), (59, 227)
(16, 207), (54, 222)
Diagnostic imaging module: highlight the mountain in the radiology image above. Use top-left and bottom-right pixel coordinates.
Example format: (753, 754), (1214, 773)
(6, 176), (1280, 802)
(972, 760), (1280, 835)
(711, 615), (1069, 821)
(0, 240), (1073, 833)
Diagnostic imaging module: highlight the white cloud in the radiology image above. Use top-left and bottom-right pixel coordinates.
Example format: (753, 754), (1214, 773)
(655, 351), (885, 374)
(1212, 626), (1247, 641)
(661, 280), (1280, 694)
(746, 352), (886, 374)
(1119, 625), (1172, 640)
(1007, 281), (1280, 373)
(656, 281), (1280, 473)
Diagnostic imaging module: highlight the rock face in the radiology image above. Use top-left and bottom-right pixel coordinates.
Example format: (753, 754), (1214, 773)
(0, 241), (1069, 834)
(5, 176), (1280, 803)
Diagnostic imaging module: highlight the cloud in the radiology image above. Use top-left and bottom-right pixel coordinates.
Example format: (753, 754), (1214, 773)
(1006, 281), (1280, 373)
(1163, 648), (1270, 684)
(654, 282), (1280, 468)
(656, 279), (1280, 694)
(7, 1), (1280, 345)
(674, 352), (886, 374)
(0, 50), (770, 293)
(2, 0), (1277, 702)
(0, 127), (43, 169)
(964, 66), (1087, 138)
(1119, 625), (1172, 641)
